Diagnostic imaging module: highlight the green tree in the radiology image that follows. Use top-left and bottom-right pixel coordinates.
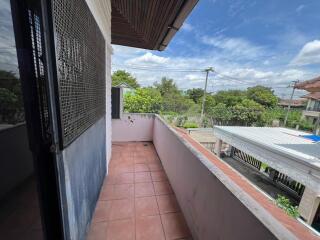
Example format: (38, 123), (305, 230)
(0, 88), (18, 123)
(154, 77), (179, 96)
(124, 88), (162, 113)
(154, 77), (192, 113)
(186, 88), (204, 103)
(214, 90), (247, 106)
(207, 103), (233, 125)
(247, 85), (278, 108)
(112, 70), (140, 89)
(232, 99), (265, 126)
(204, 94), (216, 113)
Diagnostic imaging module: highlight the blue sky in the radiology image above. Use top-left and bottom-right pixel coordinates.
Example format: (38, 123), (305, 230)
(112, 0), (320, 98)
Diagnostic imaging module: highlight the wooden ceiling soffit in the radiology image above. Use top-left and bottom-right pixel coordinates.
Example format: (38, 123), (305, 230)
(111, 0), (198, 51)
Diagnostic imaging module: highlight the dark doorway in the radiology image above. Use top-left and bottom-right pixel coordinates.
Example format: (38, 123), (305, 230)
(0, 1), (43, 239)
(0, 0), (64, 239)
(312, 202), (320, 232)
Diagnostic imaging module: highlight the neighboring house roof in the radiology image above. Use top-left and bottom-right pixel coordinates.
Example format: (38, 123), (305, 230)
(112, 82), (132, 89)
(213, 126), (320, 192)
(301, 92), (320, 100)
(278, 99), (307, 107)
(295, 76), (320, 92)
(111, 0), (199, 51)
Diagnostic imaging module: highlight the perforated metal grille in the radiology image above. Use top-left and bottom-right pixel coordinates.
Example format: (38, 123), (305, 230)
(28, 8), (51, 143)
(52, 0), (106, 147)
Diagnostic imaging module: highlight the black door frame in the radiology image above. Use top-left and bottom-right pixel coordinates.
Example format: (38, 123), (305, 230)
(10, 0), (67, 239)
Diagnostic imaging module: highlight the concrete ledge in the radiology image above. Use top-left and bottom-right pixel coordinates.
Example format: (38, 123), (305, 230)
(153, 115), (318, 240)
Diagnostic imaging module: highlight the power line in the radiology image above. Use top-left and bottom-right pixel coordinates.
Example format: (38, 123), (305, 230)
(112, 64), (204, 72)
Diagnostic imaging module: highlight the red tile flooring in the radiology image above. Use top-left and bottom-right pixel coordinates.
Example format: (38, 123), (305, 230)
(87, 142), (192, 240)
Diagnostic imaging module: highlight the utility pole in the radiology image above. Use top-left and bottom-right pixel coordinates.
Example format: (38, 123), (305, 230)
(284, 80), (299, 127)
(200, 67), (214, 123)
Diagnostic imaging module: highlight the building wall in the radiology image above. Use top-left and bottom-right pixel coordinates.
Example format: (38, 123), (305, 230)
(59, 1), (111, 239)
(112, 113), (154, 142)
(153, 116), (279, 240)
(61, 117), (106, 240)
(85, 0), (112, 170)
(0, 124), (33, 199)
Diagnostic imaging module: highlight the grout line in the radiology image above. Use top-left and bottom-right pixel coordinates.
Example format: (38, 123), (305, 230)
(152, 161), (167, 240)
(133, 149), (137, 240)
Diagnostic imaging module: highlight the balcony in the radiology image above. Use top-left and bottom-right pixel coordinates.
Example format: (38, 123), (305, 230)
(88, 114), (318, 240)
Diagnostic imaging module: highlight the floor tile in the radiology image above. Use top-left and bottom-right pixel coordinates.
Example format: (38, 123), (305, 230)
(134, 164), (149, 172)
(99, 185), (114, 200)
(156, 195), (180, 214)
(105, 174), (117, 185)
(136, 215), (165, 240)
(113, 184), (134, 199)
(148, 163), (163, 172)
(135, 182), (155, 197)
(135, 172), (152, 183)
(151, 171), (167, 182)
(135, 196), (159, 217)
(87, 221), (108, 240)
(88, 143), (192, 240)
(92, 201), (112, 223)
(161, 213), (190, 240)
(116, 173), (134, 184)
(109, 199), (134, 221)
(134, 157), (147, 164)
(153, 181), (173, 195)
(107, 218), (135, 240)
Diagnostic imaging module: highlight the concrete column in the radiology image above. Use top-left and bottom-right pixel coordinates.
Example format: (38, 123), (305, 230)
(214, 139), (222, 157)
(298, 187), (320, 225)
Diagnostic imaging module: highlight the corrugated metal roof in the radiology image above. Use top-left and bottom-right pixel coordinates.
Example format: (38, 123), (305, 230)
(214, 126), (320, 163)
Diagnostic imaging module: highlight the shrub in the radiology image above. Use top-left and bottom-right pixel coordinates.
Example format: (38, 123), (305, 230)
(183, 122), (199, 128)
(275, 195), (299, 218)
(176, 115), (187, 127)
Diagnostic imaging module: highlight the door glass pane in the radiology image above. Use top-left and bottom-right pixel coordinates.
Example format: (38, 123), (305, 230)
(0, 0), (44, 239)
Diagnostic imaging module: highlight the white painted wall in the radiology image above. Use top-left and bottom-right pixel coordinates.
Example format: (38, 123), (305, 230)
(112, 114), (154, 142)
(85, 0), (112, 171)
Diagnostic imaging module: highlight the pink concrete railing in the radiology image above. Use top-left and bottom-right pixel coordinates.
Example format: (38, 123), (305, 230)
(112, 114), (319, 240)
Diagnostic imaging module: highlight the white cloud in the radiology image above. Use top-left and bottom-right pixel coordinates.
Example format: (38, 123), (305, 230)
(201, 35), (265, 60)
(181, 23), (193, 32)
(290, 40), (320, 66)
(112, 39), (316, 98)
(125, 52), (169, 65)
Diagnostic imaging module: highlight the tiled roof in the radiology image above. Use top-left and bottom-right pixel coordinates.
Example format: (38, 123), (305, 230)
(302, 92), (320, 100)
(278, 99), (307, 107)
(295, 76), (320, 92)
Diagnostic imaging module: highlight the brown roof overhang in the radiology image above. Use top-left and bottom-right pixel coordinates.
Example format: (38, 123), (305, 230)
(295, 76), (320, 92)
(111, 0), (198, 51)
(301, 92), (320, 100)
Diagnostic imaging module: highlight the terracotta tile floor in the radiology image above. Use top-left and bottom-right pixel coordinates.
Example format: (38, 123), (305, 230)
(88, 142), (192, 240)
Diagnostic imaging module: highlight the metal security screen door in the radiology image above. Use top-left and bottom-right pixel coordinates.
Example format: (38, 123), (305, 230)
(51, 0), (106, 147)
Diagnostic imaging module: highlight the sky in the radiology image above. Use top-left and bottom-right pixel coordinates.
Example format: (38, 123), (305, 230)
(112, 0), (320, 98)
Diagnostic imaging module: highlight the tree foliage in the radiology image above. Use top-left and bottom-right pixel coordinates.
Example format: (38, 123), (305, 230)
(112, 70), (140, 89)
(186, 88), (204, 103)
(0, 70), (24, 124)
(119, 70), (310, 131)
(214, 90), (247, 106)
(247, 85), (278, 108)
(154, 77), (179, 96)
(124, 88), (162, 113)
